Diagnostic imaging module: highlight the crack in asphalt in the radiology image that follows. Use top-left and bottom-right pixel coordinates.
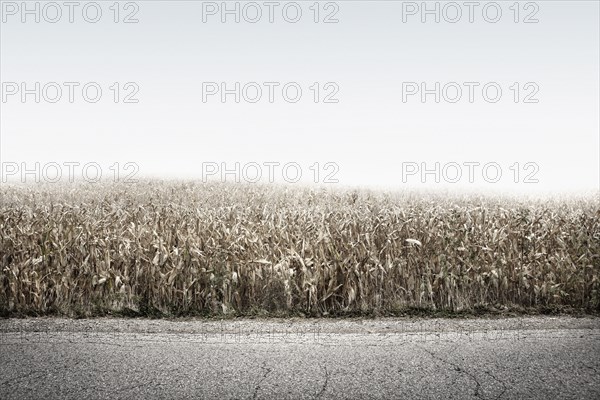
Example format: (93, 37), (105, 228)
(582, 363), (599, 374)
(417, 345), (483, 398)
(315, 364), (329, 399)
(2, 318), (599, 399)
(251, 361), (272, 400)
(483, 369), (508, 400)
(482, 345), (509, 400)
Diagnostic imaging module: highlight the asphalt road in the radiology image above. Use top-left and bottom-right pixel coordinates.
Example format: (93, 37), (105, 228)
(1, 317), (599, 399)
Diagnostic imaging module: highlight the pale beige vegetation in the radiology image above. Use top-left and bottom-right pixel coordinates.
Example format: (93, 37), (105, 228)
(1, 181), (598, 316)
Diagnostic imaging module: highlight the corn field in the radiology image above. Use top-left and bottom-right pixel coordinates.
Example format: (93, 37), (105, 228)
(1, 181), (599, 317)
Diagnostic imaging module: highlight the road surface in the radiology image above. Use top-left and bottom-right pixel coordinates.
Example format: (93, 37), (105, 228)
(1, 316), (599, 399)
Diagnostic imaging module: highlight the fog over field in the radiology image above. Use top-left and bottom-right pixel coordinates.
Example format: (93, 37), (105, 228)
(1, 1), (598, 194)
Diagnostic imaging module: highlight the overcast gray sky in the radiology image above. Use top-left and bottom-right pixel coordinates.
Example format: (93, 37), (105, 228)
(1, 1), (598, 194)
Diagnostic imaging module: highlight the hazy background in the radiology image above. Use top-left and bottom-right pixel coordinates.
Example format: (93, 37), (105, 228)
(1, 0), (598, 194)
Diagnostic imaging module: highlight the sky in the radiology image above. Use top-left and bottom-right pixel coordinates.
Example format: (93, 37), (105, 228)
(1, 0), (599, 194)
